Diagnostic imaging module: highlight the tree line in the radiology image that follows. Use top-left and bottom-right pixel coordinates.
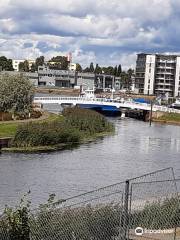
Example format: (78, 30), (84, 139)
(0, 56), (134, 75)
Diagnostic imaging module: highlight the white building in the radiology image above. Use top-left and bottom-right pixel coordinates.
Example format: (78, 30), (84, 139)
(12, 59), (35, 71)
(68, 63), (77, 71)
(12, 59), (24, 71)
(135, 53), (180, 97)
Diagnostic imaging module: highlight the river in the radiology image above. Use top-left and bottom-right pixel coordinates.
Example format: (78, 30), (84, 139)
(0, 117), (180, 210)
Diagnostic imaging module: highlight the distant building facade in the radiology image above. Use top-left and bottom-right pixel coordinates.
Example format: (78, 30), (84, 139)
(135, 53), (180, 97)
(12, 59), (24, 71)
(12, 59), (35, 71)
(0, 64), (121, 90)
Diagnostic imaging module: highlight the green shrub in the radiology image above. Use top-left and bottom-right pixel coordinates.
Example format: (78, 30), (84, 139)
(63, 107), (114, 135)
(11, 108), (113, 148)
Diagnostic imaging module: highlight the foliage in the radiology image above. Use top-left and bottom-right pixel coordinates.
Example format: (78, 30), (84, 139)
(62, 107), (114, 135)
(130, 197), (180, 229)
(95, 64), (102, 74)
(34, 56), (45, 71)
(30, 200), (121, 240)
(0, 193), (30, 240)
(0, 56), (13, 71)
(120, 69), (134, 90)
(157, 113), (180, 122)
(49, 56), (69, 70)
(1, 194), (179, 240)
(11, 108), (114, 148)
(89, 62), (95, 72)
(30, 196), (180, 240)
(11, 118), (81, 148)
(19, 60), (29, 72)
(0, 74), (34, 115)
(0, 113), (59, 138)
(76, 63), (82, 72)
(117, 64), (122, 76)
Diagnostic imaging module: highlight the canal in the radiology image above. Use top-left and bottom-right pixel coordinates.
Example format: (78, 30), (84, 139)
(0, 117), (180, 210)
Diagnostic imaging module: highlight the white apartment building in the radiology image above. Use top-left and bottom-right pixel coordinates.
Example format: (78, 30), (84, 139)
(135, 53), (180, 98)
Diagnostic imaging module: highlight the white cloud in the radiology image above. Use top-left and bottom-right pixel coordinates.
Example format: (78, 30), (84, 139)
(0, 0), (179, 68)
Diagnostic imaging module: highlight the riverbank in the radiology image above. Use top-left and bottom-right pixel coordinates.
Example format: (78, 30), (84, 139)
(1, 108), (114, 153)
(153, 112), (180, 125)
(0, 112), (58, 138)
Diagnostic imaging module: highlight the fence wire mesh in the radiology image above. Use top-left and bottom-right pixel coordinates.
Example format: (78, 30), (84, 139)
(0, 167), (180, 240)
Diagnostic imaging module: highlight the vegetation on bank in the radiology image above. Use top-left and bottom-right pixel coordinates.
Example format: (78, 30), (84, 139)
(4, 108), (114, 152)
(0, 113), (58, 138)
(154, 112), (180, 124)
(0, 194), (179, 240)
(0, 74), (34, 118)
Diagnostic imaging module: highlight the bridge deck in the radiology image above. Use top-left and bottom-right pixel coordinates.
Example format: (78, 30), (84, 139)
(33, 97), (180, 113)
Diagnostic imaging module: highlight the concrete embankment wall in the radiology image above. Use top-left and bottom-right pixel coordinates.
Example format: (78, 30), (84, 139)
(152, 111), (166, 119)
(0, 138), (12, 150)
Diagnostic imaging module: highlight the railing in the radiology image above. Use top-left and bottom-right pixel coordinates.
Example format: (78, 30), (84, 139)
(33, 97), (180, 113)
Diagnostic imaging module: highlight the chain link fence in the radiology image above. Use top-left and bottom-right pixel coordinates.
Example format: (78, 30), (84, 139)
(0, 167), (180, 240)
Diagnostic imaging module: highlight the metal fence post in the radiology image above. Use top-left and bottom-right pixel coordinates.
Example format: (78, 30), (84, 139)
(124, 180), (130, 240)
(119, 180), (130, 240)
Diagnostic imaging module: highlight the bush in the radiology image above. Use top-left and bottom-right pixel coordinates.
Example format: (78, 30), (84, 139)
(11, 108), (114, 148)
(63, 107), (114, 135)
(11, 120), (81, 147)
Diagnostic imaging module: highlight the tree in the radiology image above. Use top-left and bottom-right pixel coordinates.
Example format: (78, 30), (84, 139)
(113, 65), (118, 76)
(102, 66), (114, 75)
(0, 56), (13, 71)
(121, 69), (134, 90)
(94, 64), (102, 74)
(0, 74), (34, 116)
(19, 60), (29, 72)
(83, 67), (90, 73)
(49, 56), (69, 70)
(117, 64), (122, 76)
(30, 63), (36, 72)
(35, 56), (45, 70)
(89, 62), (94, 72)
(76, 63), (82, 72)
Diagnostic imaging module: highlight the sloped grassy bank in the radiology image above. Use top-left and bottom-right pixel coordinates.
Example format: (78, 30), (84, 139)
(2, 108), (114, 153)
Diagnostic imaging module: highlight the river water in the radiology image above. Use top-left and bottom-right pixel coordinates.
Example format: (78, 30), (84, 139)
(0, 116), (180, 210)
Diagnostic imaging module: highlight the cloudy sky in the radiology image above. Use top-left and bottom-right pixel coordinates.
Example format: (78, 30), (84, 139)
(0, 0), (180, 68)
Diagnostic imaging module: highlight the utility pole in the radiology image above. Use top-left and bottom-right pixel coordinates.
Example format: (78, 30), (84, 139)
(149, 100), (153, 126)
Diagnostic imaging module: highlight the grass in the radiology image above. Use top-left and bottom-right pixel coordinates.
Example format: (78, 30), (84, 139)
(0, 123), (18, 138)
(155, 113), (180, 123)
(0, 113), (60, 138)
(1, 108), (114, 153)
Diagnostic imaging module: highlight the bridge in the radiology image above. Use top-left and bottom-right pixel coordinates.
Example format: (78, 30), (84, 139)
(33, 96), (180, 114)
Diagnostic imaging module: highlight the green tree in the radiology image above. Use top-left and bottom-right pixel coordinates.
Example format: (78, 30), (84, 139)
(35, 56), (45, 71)
(0, 74), (34, 116)
(30, 63), (36, 72)
(0, 56), (13, 71)
(19, 60), (29, 72)
(117, 64), (122, 76)
(89, 62), (94, 72)
(94, 64), (102, 74)
(120, 69), (134, 90)
(3, 193), (31, 240)
(102, 66), (114, 75)
(76, 63), (82, 72)
(49, 56), (69, 70)
(113, 65), (118, 76)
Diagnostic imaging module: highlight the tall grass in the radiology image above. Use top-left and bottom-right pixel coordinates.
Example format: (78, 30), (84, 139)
(11, 108), (114, 148)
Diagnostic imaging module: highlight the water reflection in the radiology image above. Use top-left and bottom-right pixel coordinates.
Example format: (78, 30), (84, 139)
(0, 118), (180, 209)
